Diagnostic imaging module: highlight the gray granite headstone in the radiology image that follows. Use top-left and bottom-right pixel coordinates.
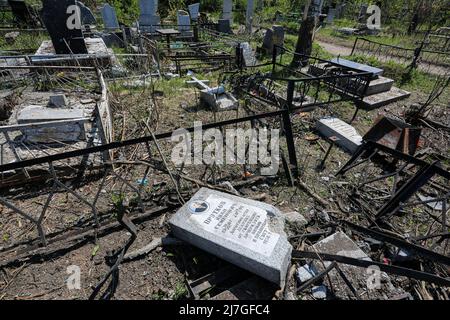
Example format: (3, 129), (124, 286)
(139, 0), (158, 16)
(327, 7), (336, 23)
(76, 1), (96, 25)
(358, 4), (368, 23)
(139, 0), (160, 33)
(169, 188), (292, 287)
(101, 3), (119, 30)
(272, 25), (284, 48)
(262, 28), (274, 52)
(188, 3), (200, 21)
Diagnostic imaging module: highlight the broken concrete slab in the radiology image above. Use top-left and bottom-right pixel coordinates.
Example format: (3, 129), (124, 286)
(169, 188), (293, 287)
(297, 263), (318, 282)
(316, 117), (363, 153)
(200, 89), (239, 112)
(33, 38), (112, 67)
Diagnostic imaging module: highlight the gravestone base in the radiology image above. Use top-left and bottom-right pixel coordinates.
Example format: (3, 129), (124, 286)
(170, 188), (292, 287)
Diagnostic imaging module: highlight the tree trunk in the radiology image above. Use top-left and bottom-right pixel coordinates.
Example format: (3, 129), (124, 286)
(290, 15), (316, 69)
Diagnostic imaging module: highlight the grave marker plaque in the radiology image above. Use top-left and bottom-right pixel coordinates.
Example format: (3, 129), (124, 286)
(41, 0), (88, 54)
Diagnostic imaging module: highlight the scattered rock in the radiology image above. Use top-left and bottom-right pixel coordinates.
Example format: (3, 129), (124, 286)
(296, 263), (318, 282)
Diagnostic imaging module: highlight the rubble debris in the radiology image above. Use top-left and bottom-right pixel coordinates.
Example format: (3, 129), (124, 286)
(311, 285), (327, 299)
(170, 188), (293, 287)
(296, 263), (318, 283)
(294, 232), (404, 299)
(188, 76), (238, 111)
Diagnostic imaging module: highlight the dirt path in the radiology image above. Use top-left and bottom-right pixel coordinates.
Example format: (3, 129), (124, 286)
(316, 39), (448, 75)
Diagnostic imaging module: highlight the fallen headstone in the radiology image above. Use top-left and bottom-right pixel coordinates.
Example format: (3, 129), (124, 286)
(170, 188), (293, 287)
(337, 27), (359, 35)
(316, 117), (363, 153)
(222, 0), (233, 23)
(17, 105), (85, 143)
